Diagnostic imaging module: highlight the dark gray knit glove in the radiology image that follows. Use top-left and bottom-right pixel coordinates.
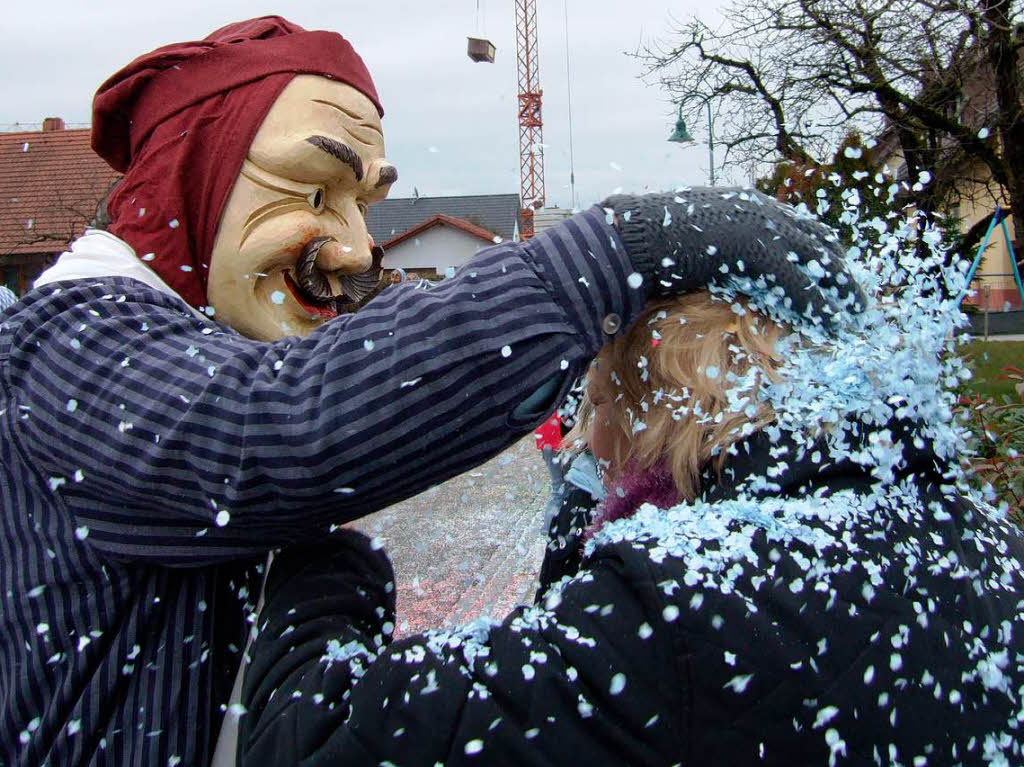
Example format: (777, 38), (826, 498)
(602, 188), (866, 330)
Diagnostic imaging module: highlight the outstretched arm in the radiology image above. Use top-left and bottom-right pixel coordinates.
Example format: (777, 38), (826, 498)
(5, 209), (638, 564)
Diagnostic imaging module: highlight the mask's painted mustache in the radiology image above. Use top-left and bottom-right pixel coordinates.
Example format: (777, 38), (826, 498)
(295, 237), (384, 311)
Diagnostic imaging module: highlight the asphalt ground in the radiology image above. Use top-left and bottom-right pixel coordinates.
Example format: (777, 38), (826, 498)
(353, 437), (552, 637)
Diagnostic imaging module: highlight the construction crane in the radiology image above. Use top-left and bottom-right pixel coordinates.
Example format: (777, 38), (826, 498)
(514, 0), (545, 239)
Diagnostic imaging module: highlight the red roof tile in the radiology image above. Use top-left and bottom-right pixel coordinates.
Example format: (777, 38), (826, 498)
(381, 213), (500, 249)
(0, 128), (120, 257)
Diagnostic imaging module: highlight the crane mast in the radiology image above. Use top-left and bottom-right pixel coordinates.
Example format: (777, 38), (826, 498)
(514, 0), (545, 239)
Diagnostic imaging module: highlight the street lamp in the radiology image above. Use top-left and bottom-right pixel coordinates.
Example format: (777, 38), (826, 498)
(668, 102), (716, 185)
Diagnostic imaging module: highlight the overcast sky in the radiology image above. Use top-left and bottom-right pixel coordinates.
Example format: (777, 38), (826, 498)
(2, 1), (730, 209)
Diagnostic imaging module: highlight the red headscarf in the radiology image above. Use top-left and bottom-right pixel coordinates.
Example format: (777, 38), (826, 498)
(92, 16), (383, 312)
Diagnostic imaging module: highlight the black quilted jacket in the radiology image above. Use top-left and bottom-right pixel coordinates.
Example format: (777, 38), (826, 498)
(239, 428), (1024, 766)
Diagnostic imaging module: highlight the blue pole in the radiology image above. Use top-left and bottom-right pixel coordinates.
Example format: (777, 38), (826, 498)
(959, 213), (1001, 305)
(997, 216), (1024, 309)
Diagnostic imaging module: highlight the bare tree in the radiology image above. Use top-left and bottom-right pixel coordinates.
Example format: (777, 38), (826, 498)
(2, 176), (119, 292)
(640, 0), (1024, 260)
(14, 183), (113, 249)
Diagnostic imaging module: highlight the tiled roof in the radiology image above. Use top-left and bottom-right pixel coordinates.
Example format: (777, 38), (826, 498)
(0, 128), (120, 257)
(367, 193), (521, 244)
(381, 213), (501, 249)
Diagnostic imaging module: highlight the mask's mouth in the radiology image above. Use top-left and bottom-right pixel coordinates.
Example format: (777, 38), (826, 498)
(283, 270), (339, 319)
(285, 237), (384, 319)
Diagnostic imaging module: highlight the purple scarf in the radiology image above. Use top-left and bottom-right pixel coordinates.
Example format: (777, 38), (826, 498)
(586, 461), (680, 541)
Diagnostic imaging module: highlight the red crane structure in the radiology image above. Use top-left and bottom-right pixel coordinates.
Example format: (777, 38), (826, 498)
(514, 0), (546, 239)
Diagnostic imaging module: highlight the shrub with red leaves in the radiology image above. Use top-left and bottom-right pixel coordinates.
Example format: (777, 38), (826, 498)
(958, 366), (1024, 526)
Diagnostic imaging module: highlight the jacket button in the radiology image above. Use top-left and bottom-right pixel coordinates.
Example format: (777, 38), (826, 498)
(602, 313), (622, 335)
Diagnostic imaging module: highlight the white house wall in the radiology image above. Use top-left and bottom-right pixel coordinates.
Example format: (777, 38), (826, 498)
(381, 227), (493, 273)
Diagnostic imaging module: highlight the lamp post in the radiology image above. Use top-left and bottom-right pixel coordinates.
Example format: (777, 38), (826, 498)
(668, 101), (715, 185)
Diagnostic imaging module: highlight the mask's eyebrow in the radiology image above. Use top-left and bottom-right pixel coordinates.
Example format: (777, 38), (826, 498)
(305, 135), (364, 182)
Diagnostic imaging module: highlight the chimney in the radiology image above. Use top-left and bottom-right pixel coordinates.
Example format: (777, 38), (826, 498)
(41, 117), (65, 132)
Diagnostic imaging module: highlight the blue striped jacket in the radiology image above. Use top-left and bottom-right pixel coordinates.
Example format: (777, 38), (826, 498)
(0, 208), (642, 766)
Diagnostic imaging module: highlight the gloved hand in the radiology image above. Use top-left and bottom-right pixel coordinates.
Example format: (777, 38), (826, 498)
(602, 188), (866, 331)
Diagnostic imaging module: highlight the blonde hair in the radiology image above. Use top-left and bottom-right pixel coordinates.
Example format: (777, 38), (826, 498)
(568, 291), (787, 502)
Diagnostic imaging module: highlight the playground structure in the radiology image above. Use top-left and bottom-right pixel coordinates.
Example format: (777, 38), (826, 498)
(961, 206), (1024, 310)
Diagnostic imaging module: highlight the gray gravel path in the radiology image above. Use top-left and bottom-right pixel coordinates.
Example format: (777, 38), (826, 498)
(353, 437), (552, 637)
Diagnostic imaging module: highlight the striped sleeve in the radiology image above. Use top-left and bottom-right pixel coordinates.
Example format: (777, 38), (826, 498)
(4, 208), (643, 564)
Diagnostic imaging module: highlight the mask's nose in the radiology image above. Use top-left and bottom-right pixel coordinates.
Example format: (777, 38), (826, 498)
(314, 238), (372, 275)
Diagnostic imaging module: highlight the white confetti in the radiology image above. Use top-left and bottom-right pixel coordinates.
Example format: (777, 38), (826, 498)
(724, 674), (753, 693)
(270, 291), (286, 305)
(813, 705), (839, 728)
(215, 510), (230, 527)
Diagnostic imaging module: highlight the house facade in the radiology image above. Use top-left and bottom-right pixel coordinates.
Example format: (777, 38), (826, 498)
(366, 193), (521, 277)
(0, 119), (120, 295)
(377, 214), (502, 275)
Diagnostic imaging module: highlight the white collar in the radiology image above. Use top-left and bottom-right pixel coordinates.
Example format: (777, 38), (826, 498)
(35, 229), (207, 320)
